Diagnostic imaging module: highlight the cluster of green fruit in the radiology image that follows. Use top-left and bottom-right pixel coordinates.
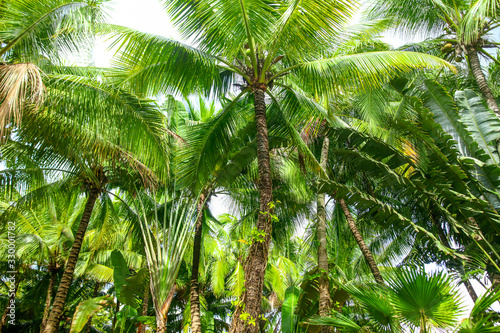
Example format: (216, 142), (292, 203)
(440, 42), (463, 62)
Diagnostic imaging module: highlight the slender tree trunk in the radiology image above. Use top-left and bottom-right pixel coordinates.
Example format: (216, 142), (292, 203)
(41, 268), (58, 332)
(317, 138), (333, 333)
(43, 189), (100, 333)
(137, 278), (150, 333)
(464, 280), (478, 303)
(230, 88), (273, 333)
(0, 278), (19, 333)
(156, 285), (176, 333)
(112, 299), (120, 332)
(467, 47), (500, 118)
(338, 199), (384, 284)
(190, 192), (206, 333)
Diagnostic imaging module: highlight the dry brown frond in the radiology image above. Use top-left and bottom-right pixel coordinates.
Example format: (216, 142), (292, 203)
(0, 63), (45, 139)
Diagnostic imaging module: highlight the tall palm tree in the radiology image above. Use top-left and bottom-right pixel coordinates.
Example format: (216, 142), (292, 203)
(368, 0), (500, 118)
(109, 1), (454, 329)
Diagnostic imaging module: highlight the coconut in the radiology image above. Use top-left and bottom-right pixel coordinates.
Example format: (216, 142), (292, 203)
(442, 43), (453, 53)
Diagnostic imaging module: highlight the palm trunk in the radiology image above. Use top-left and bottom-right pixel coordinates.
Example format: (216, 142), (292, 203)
(230, 88), (273, 333)
(190, 192), (206, 333)
(338, 199), (384, 284)
(40, 268), (58, 332)
(467, 48), (500, 118)
(464, 280), (478, 303)
(43, 189), (100, 333)
(0, 278), (19, 333)
(317, 138), (332, 333)
(137, 278), (150, 333)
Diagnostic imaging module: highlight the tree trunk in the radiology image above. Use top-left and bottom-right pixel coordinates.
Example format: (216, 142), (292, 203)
(190, 192), (206, 333)
(157, 285), (176, 333)
(317, 138), (332, 333)
(41, 268), (58, 332)
(338, 199), (384, 284)
(112, 299), (120, 332)
(43, 189), (100, 333)
(467, 48), (500, 118)
(464, 279), (478, 303)
(0, 278), (19, 333)
(137, 278), (150, 333)
(230, 88), (273, 333)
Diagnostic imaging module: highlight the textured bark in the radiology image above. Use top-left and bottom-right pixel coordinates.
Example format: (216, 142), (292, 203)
(464, 279), (478, 303)
(230, 88), (273, 333)
(137, 279), (150, 333)
(317, 138), (332, 333)
(0, 278), (18, 333)
(339, 199), (384, 284)
(41, 268), (58, 332)
(468, 48), (500, 118)
(190, 192), (206, 333)
(43, 189), (100, 333)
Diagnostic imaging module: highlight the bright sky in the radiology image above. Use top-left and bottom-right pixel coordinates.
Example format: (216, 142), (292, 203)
(94, 0), (179, 67)
(98, 0), (497, 321)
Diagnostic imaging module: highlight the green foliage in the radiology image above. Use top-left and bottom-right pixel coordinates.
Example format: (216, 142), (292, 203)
(388, 269), (463, 331)
(281, 286), (301, 333)
(69, 295), (114, 333)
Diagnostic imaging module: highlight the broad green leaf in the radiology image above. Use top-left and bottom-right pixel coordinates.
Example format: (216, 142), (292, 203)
(115, 305), (138, 333)
(121, 268), (149, 309)
(229, 261), (245, 297)
(69, 296), (114, 333)
(111, 249), (129, 304)
(282, 285), (301, 333)
(202, 310), (215, 333)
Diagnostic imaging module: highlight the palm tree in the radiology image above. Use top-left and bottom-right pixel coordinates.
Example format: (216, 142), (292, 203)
(368, 0), (500, 118)
(109, 1), (455, 329)
(168, 94), (249, 333)
(0, 187), (84, 331)
(0, 67), (169, 333)
(0, 0), (103, 138)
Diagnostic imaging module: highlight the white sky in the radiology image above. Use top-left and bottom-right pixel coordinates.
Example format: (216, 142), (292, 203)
(94, 0), (180, 67)
(97, 0), (497, 321)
